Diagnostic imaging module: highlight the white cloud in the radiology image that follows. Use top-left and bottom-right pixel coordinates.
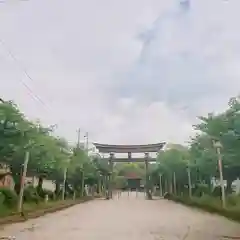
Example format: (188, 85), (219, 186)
(1, 0), (240, 147)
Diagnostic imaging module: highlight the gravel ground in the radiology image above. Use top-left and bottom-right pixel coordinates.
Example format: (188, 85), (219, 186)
(1, 192), (240, 240)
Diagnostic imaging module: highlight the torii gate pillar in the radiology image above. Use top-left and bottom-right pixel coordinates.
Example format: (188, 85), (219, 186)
(145, 152), (152, 200)
(108, 152), (114, 199)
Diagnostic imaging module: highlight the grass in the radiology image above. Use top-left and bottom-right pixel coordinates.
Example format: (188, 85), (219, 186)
(165, 194), (240, 222)
(0, 196), (94, 223)
(0, 200), (62, 218)
(0, 204), (13, 218)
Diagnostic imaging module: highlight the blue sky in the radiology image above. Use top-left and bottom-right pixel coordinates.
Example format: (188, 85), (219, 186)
(1, 0), (240, 145)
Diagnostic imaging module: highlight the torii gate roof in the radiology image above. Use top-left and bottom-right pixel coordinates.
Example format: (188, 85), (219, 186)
(93, 142), (165, 153)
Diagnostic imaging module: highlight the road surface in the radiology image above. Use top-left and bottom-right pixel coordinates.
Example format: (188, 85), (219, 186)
(1, 192), (240, 240)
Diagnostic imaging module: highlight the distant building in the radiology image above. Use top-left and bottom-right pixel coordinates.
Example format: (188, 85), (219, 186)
(25, 176), (55, 191)
(0, 172), (15, 190)
(0, 162), (55, 191)
(211, 177), (240, 194)
(232, 178), (240, 194)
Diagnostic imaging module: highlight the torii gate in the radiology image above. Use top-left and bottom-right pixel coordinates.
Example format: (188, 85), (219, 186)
(93, 142), (165, 200)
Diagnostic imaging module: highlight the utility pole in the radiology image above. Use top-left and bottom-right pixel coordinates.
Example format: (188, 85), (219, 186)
(187, 166), (192, 198)
(77, 128), (81, 149)
(217, 146), (226, 208)
(173, 172), (177, 195)
(18, 151), (30, 212)
(79, 132), (89, 197)
(213, 140), (226, 208)
(62, 166), (67, 200)
(84, 132), (89, 155)
(17, 128), (34, 213)
(61, 146), (70, 201)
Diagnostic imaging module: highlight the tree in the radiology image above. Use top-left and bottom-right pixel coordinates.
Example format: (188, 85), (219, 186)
(193, 97), (240, 192)
(0, 100), (97, 198)
(156, 145), (189, 194)
(153, 97), (240, 197)
(115, 163), (145, 178)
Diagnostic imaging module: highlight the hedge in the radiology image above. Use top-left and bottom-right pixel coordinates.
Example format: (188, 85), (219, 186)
(165, 194), (240, 222)
(0, 188), (18, 208)
(23, 186), (41, 203)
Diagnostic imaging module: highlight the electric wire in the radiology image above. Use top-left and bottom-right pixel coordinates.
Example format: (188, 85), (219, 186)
(0, 38), (50, 110)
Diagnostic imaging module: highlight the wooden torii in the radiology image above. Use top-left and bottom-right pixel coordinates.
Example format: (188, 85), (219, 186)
(93, 142), (165, 200)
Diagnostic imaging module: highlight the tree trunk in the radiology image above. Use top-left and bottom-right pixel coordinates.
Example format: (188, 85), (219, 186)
(164, 179), (168, 194)
(37, 176), (43, 189)
(226, 178), (234, 194)
(36, 176), (44, 196)
(169, 177), (173, 194)
(55, 181), (60, 195)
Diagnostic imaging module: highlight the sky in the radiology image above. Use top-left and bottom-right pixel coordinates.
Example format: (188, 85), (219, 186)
(1, 0), (240, 147)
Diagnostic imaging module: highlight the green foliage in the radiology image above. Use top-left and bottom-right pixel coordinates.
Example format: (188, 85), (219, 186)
(165, 194), (240, 222)
(152, 96), (240, 196)
(0, 100), (100, 204)
(115, 163), (145, 178)
(226, 194), (240, 206)
(23, 186), (41, 203)
(114, 176), (127, 189)
(193, 183), (211, 197)
(0, 101), (71, 177)
(0, 192), (5, 205)
(211, 186), (222, 197)
(0, 188), (18, 208)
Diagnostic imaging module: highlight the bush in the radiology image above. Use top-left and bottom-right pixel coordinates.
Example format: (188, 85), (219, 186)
(59, 189), (75, 199)
(0, 204), (11, 218)
(0, 192), (5, 205)
(24, 186), (41, 204)
(226, 194), (240, 207)
(36, 186), (45, 198)
(211, 186), (222, 197)
(193, 183), (211, 197)
(0, 188), (18, 208)
(42, 189), (56, 200)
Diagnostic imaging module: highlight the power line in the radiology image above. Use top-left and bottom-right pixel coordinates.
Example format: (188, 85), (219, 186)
(0, 0), (30, 4)
(19, 78), (48, 107)
(0, 35), (90, 142)
(0, 38), (50, 110)
(0, 38), (77, 139)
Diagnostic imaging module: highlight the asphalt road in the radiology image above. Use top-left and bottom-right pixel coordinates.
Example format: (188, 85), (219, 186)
(1, 192), (240, 240)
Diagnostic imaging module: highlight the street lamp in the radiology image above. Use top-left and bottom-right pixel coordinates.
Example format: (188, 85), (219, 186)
(213, 140), (226, 208)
